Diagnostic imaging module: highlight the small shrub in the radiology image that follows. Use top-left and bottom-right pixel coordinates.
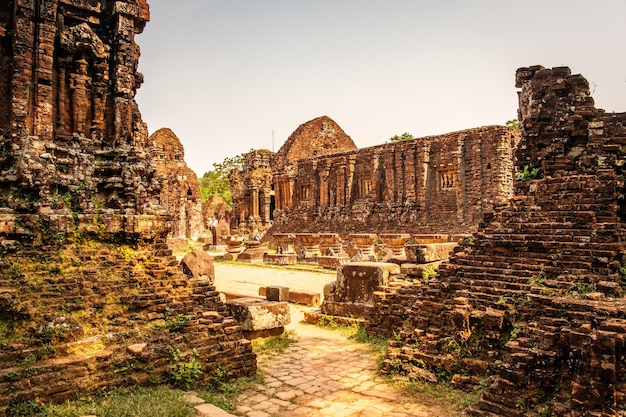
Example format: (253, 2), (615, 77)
(8, 399), (42, 417)
(516, 165), (540, 182)
(118, 245), (136, 260)
(169, 348), (203, 389)
(40, 325), (67, 344)
(422, 265), (437, 280)
(158, 308), (192, 332)
(5, 263), (23, 280)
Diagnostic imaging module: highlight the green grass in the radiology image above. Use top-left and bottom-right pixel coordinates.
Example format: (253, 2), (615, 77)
(32, 386), (195, 417)
(252, 329), (298, 354)
(19, 374), (266, 417)
(396, 380), (482, 416)
(197, 373), (265, 412)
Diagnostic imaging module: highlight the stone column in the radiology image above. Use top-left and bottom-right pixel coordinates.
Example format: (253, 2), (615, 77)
(286, 171), (295, 208)
(260, 187), (271, 225)
(112, 12), (134, 144)
(251, 187), (259, 218)
(319, 161), (330, 207)
(345, 155), (356, 205)
(372, 154), (380, 203)
(274, 175), (284, 210)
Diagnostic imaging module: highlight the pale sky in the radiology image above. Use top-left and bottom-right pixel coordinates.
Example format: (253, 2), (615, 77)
(135, 1), (625, 177)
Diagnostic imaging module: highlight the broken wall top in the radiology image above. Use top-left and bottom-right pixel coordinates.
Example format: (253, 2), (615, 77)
(515, 65), (626, 180)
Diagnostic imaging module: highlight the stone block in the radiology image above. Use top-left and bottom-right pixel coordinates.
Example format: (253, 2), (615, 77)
(237, 244), (267, 263)
(317, 255), (349, 269)
(180, 250), (215, 282)
(258, 287), (321, 306)
(264, 253), (297, 265)
(321, 262), (401, 319)
(405, 242), (458, 263)
(195, 403), (236, 416)
(340, 262), (400, 303)
(226, 297), (290, 334)
(266, 286), (289, 301)
(320, 300), (374, 318)
(288, 290), (321, 307)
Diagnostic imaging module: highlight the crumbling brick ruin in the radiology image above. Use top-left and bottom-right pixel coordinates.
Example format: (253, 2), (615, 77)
(150, 127), (204, 240)
(0, 1), (255, 412)
(230, 116), (521, 236)
(372, 66), (626, 416)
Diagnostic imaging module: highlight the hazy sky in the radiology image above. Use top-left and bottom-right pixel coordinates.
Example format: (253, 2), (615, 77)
(135, 1), (625, 176)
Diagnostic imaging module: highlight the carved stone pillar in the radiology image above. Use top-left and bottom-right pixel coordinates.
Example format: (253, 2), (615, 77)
(251, 187), (259, 218)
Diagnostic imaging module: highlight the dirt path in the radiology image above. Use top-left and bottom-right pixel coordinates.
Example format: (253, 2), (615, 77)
(213, 262), (335, 299)
(212, 263), (451, 417)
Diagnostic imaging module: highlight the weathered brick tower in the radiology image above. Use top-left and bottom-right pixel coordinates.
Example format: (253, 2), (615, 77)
(0, 1), (255, 412)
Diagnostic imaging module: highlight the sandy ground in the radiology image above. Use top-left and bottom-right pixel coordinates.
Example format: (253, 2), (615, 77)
(213, 262), (336, 301)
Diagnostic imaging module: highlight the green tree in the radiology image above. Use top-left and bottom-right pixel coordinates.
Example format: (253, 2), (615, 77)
(388, 132), (415, 142)
(199, 154), (243, 206)
(506, 119), (520, 129)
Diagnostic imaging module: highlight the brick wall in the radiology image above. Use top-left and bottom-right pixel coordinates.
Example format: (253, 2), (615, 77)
(269, 125), (520, 234)
(0, 227), (256, 412)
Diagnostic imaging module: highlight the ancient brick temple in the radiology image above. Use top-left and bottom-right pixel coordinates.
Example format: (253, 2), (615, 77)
(230, 116), (521, 235)
(150, 127), (204, 240)
(230, 115), (358, 233)
(0, 1), (255, 412)
(373, 67), (626, 416)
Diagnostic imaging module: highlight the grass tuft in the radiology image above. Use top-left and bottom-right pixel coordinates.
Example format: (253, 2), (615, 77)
(252, 329), (298, 354)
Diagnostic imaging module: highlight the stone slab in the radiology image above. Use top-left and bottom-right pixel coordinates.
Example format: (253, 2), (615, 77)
(194, 403), (236, 416)
(226, 297), (291, 332)
(341, 262), (400, 303)
(258, 287), (321, 307)
(237, 247), (267, 263)
(264, 253), (297, 265)
(317, 255), (349, 269)
(319, 301), (374, 318)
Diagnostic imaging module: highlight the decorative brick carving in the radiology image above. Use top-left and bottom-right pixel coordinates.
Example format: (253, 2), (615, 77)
(0, 1), (256, 412)
(231, 118), (521, 235)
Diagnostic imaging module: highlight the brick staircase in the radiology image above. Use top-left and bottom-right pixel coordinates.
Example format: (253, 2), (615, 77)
(373, 66), (626, 416)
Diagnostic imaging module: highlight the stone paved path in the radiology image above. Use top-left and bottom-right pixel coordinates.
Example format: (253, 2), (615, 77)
(230, 307), (439, 417)
(207, 263), (449, 417)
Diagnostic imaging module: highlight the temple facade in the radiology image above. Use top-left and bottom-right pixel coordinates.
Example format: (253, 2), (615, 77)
(230, 116), (521, 235)
(0, 0), (163, 225)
